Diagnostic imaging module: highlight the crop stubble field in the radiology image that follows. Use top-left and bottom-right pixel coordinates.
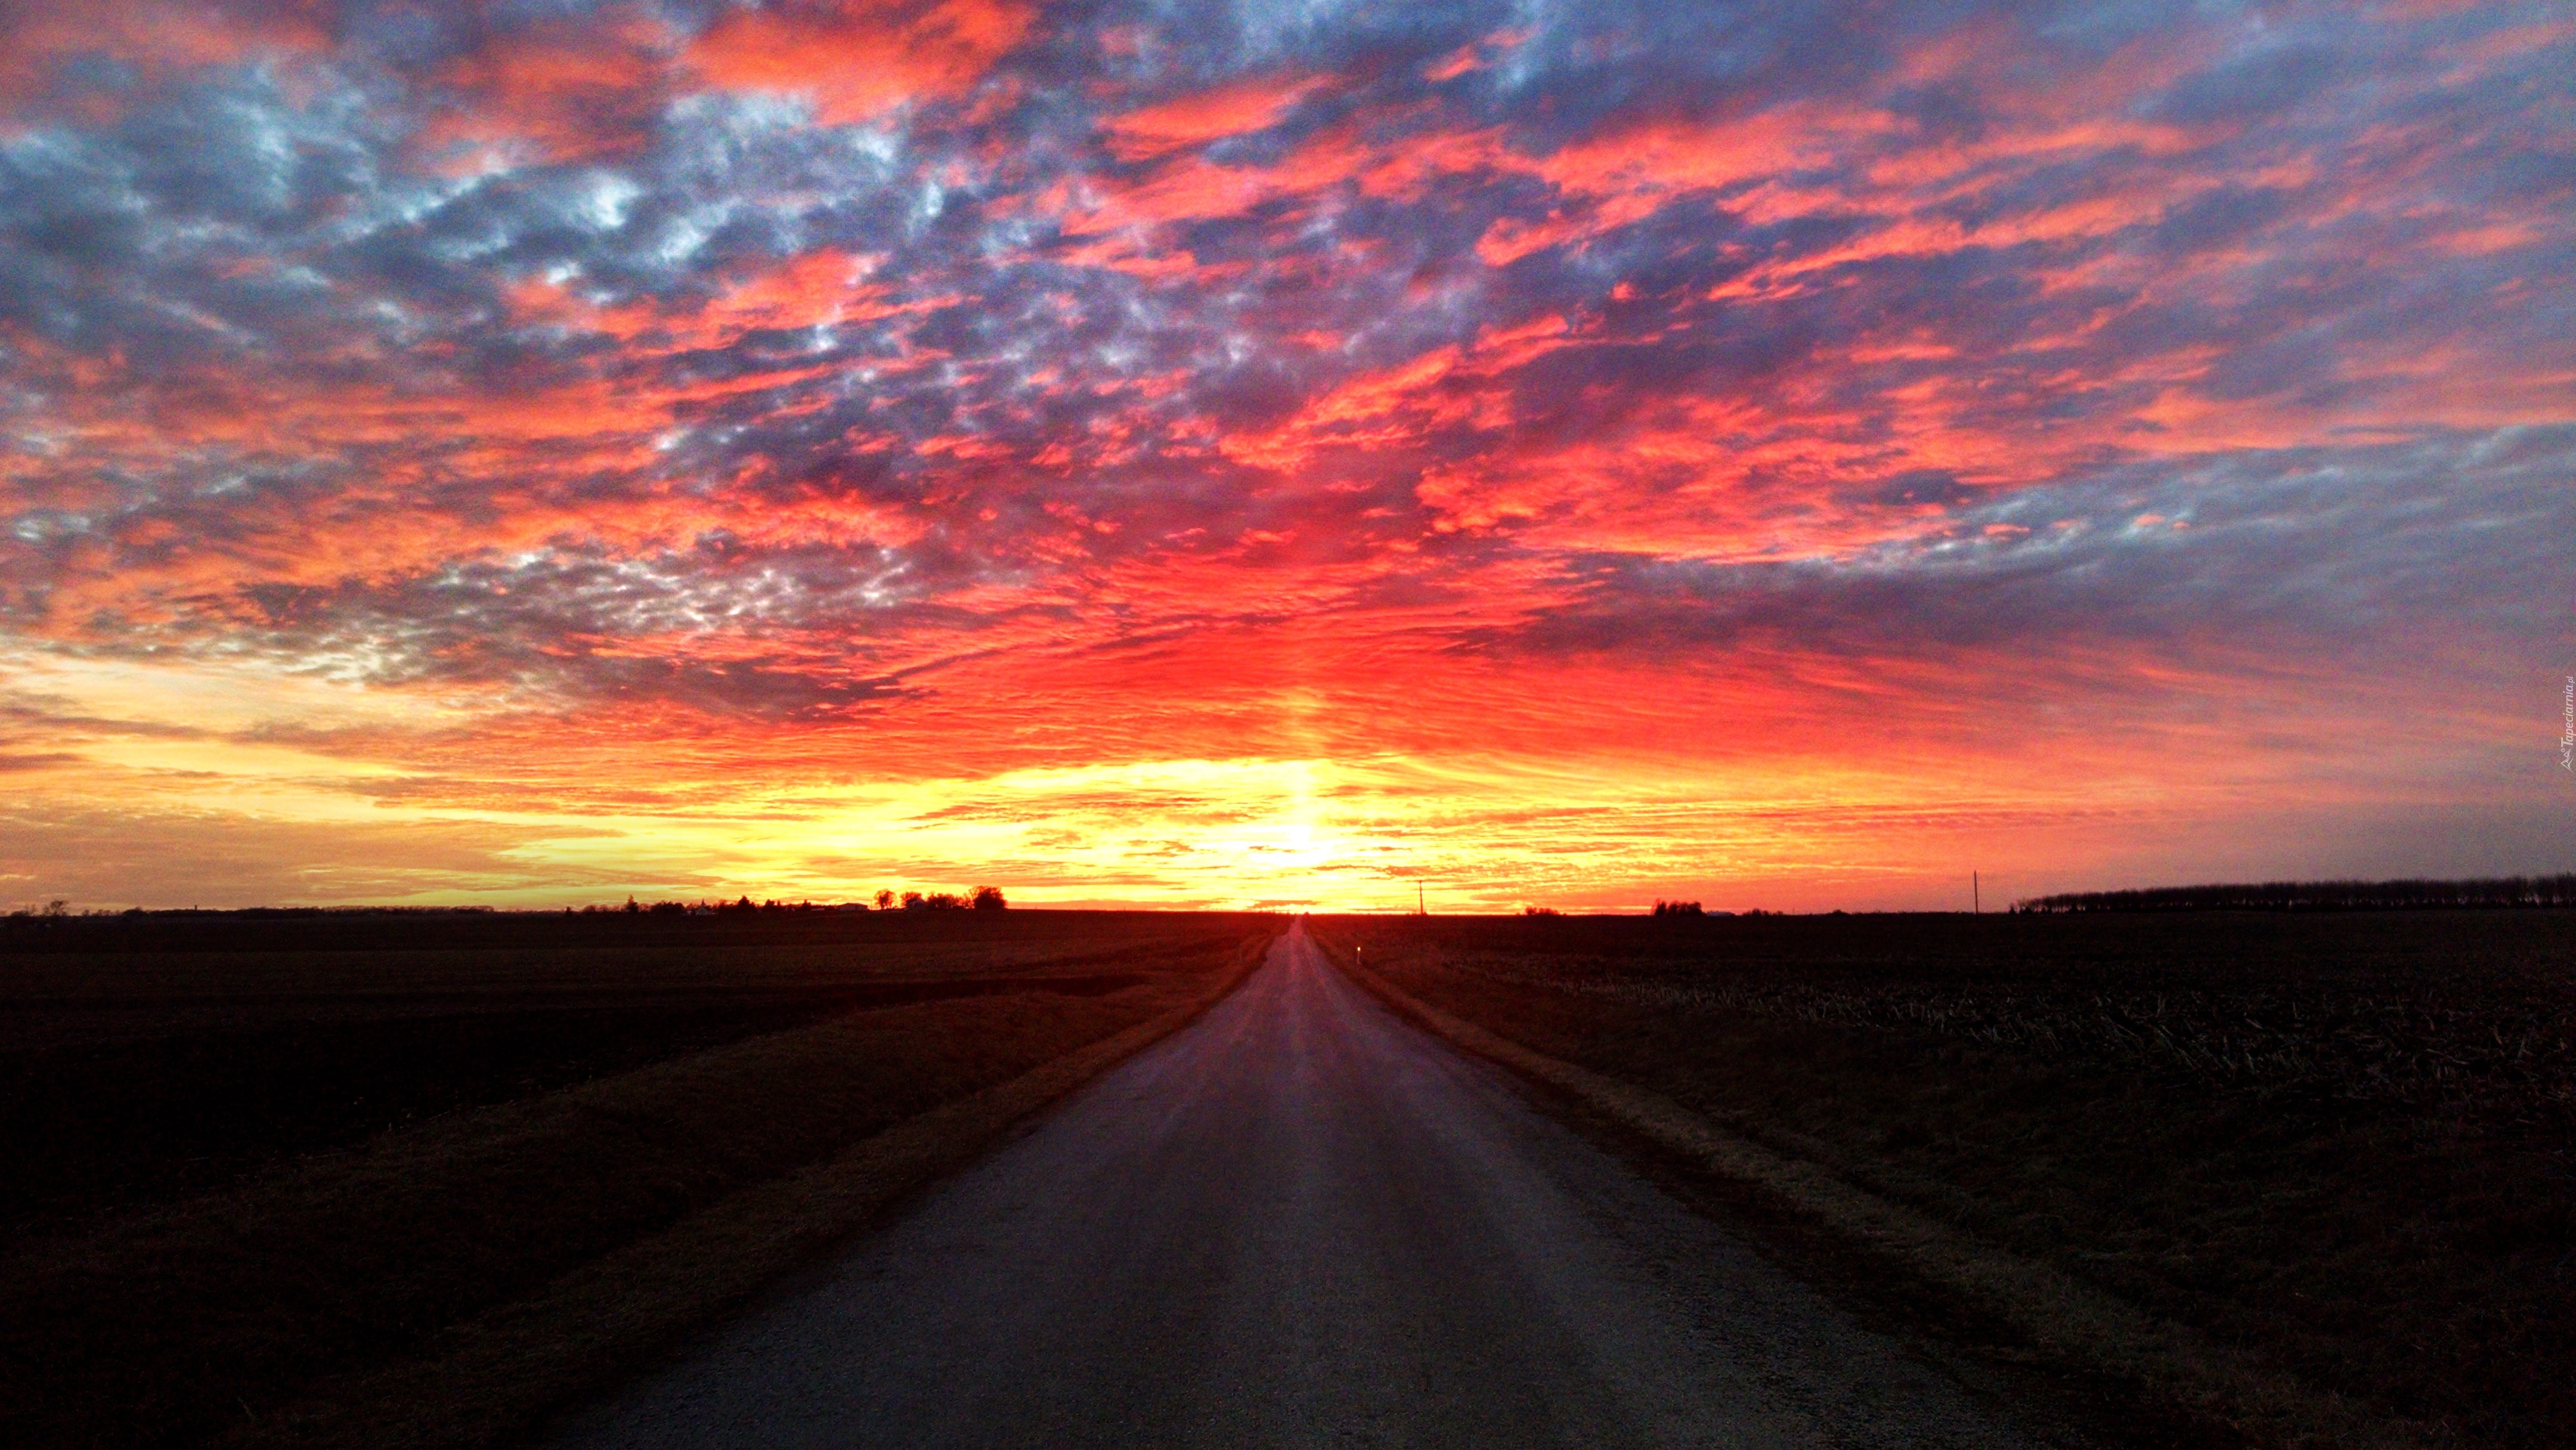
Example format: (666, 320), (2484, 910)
(0, 908), (1279, 1450)
(1312, 910), (2576, 1449)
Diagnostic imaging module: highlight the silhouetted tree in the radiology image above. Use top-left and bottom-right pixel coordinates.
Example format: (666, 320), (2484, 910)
(874, 889), (895, 910)
(900, 891), (925, 910)
(971, 885), (1007, 912)
(1651, 899), (1704, 917)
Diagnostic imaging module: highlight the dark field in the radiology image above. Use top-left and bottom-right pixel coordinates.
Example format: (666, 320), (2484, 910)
(1, 910), (1197, 1233)
(1313, 910), (2576, 1449)
(0, 909), (1277, 1449)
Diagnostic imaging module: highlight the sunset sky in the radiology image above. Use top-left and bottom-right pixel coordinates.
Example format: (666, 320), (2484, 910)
(1, 1), (2569, 912)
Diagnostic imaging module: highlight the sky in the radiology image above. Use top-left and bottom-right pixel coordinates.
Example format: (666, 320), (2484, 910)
(0, 0), (2569, 913)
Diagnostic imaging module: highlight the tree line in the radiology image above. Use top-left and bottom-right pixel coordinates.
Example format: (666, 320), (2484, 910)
(585, 886), (1008, 916)
(2016, 874), (2576, 913)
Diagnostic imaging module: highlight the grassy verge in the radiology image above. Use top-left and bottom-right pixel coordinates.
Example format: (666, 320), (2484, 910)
(2, 917), (1277, 1449)
(1312, 912), (2575, 1449)
(1, 909), (1259, 1233)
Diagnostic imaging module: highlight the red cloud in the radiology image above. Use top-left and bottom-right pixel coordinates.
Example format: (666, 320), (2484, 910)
(1423, 27), (1530, 83)
(0, 1), (329, 123)
(1099, 75), (1329, 162)
(420, 14), (678, 166)
(685, 0), (1033, 124)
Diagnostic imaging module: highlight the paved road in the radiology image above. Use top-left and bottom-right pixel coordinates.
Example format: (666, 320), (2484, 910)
(548, 924), (2043, 1449)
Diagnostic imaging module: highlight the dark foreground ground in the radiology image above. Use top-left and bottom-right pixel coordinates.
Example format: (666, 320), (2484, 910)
(547, 924), (2049, 1450)
(9, 907), (2565, 1449)
(0, 909), (1275, 1449)
(1313, 909), (2576, 1449)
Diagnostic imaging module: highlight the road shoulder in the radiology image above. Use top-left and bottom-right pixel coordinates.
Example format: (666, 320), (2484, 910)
(236, 928), (1281, 1450)
(1326, 942), (2416, 1450)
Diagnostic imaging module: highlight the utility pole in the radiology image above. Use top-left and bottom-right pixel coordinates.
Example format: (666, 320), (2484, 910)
(1417, 882), (1427, 915)
(1973, 870), (1980, 915)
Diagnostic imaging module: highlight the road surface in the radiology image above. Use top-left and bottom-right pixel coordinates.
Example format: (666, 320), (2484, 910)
(548, 923), (2044, 1448)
